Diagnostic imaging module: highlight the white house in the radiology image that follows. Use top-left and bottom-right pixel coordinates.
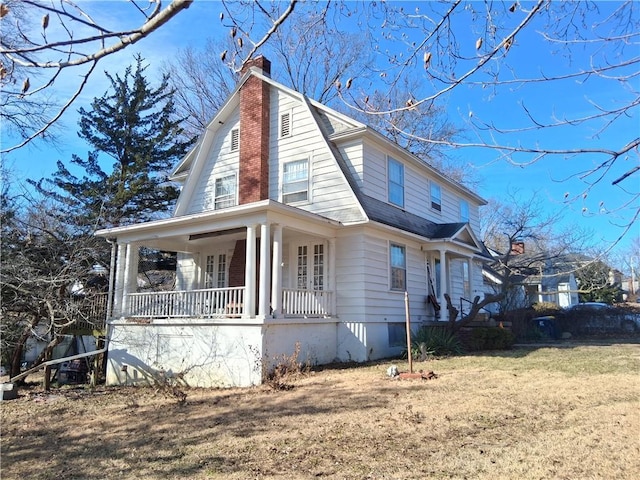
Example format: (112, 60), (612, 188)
(95, 57), (492, 387)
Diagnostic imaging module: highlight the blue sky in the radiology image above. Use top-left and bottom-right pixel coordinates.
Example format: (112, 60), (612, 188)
(3, 0), (638, 260)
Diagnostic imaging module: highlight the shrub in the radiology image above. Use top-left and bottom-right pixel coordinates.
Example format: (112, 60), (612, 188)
(264, 342), (309, 390)
(408, 326), (464, 360)
(467, 327), (515, 351)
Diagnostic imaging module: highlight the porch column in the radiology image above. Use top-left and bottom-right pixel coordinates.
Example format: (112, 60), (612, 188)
(122, 243), (139, 315)
(113, 242), (127, 317)
(271, 224), (283, 316)
(245, 225), (257, 317)
(328, 238), (336, 315)
(259, 223), (271, 316)
(439, 249), (448, 321)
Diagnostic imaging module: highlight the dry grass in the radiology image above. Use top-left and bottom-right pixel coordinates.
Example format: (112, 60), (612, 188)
(2, 341), (639, 479)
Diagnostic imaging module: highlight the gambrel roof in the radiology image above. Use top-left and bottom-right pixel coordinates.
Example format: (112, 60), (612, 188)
(161, 63), (489, 257)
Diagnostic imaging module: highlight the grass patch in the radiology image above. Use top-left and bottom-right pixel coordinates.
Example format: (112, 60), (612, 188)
(1, 341), (638, 479)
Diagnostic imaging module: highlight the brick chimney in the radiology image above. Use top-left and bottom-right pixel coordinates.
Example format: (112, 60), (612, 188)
(239, 56), (271, 204)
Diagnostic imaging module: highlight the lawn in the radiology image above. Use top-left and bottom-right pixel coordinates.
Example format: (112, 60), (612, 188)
(1, 341), (639, 479)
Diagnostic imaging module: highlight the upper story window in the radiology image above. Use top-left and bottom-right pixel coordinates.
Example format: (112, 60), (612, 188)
(390, 243), (406, 291)
(230, 128), (239, 151)
(460, 199), (469, 222)
(431, 182), (442, 212)
(387, 157), (404, 208)
(214, 174), (236, 209)
(283, 158), (309, 204)
(280, 111), (292, 138)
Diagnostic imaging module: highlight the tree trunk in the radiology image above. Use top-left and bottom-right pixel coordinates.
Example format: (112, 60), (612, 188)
(445, 293), (504, 333)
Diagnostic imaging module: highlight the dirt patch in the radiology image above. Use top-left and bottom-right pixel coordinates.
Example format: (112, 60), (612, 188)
(2, 343), (639, 479)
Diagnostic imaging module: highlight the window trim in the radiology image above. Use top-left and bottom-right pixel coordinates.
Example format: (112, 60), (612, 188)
(389, 242), (407, 291)
(282, 158), (310, 204)
(213, 173), (237, 210)
(387, 156), (405, 208)
(431, 182), (442, 212)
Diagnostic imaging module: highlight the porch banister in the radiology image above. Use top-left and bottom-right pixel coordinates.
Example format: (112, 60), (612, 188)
(271, 224), (283, 316)
(245, 225), (257, 317)
(113, 242), (127, 317)
(259, 223), (271, 316)
(439, 249), (448, 321)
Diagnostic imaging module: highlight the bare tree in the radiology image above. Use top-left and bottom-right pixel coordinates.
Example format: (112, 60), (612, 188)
(162, 38), (238, 141)
(335, 1), (639, 236)
(481, 191), (596, 313)
(1, 0), (298, 153)
(1, 184), (107, 380)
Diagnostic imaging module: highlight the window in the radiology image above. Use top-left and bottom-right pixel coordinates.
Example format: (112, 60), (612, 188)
(230, 128), (239, 151)
(431, 183), (442, 211)
(214, 174), (236, 209)
(390, 243), (406, 291)
(280, 111), (291, 138)
(296, 245), (308, 290)
(313, 244), (324, 290)
(460, 199), (469, 222)
(204, 253), (227, 288)
(388, 157), (404, 207)
(296, 243), (325, 290)
(283, 159), (309, 204)
(388, 323), (406, 347)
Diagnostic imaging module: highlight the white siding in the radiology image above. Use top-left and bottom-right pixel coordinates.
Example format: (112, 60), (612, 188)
(175, 252), (198, 290)
(269, 88), (363, 223)
(359, 138), (484, 238)
(337, 140), (364, 189)
(187, 109), (241, 214)
(334, 228), (434, 361)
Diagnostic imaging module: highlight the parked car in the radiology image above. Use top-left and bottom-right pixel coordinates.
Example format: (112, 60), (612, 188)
(565, 302), (640, 333)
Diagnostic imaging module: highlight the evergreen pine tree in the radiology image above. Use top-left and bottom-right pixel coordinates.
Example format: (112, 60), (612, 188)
(32, 55), (193, 229)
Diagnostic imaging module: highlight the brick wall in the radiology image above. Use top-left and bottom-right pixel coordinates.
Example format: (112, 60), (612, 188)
(239, 57), (271, 204)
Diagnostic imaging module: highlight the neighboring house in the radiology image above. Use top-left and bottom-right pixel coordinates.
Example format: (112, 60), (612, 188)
(95, 57), (492, 387)
(482, 243), (581, 312)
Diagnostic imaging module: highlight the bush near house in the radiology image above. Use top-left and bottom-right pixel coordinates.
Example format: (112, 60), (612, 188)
(408, 326), (464, 360)
(466, 327), (515, 351)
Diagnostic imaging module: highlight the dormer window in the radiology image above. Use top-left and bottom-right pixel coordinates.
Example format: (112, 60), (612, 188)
(431, 183), (442, 212)
(387, 157), (404, 208)
(280, 111), (291, 138)
(230, 128), (239, 151)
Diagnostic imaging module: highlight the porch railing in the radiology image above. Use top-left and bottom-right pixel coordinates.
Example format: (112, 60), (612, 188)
(124, 287), (333, 319)
(282, 289), (333, 317)
(126, 287), (245, 318)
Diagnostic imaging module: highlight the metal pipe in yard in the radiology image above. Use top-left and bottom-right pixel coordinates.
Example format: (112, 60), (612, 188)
(405, 291), (413, 374)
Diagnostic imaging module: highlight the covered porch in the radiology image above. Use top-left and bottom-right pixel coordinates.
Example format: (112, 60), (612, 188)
(99, 200), (340, 323)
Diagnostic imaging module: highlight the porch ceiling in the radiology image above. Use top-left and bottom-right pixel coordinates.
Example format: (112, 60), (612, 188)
(95, 200), (341, 250)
